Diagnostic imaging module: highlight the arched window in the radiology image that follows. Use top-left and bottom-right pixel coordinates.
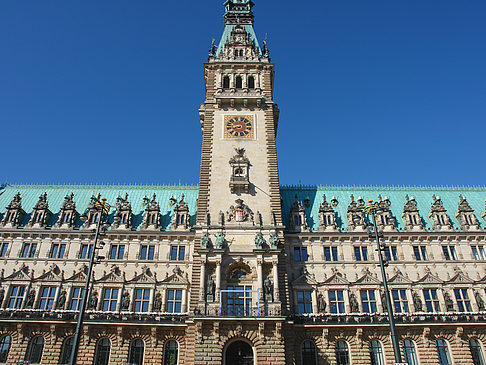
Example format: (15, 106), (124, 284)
(59, 336), (74, 365)
(335, 340), (350, 365)
(235, 76), (242, 89)
(248, 76), (255, 89)
(25, 335), (44, 364)
(0, 335), (12, 363)
(470, 339), (486, 365)
(94, 338), (111, 365)
(402, 339), (419, 365)
(436, 339), (452, 365)
(301, 340), (317, 365)
(128, 339), (144, 365)
(223, 76), (230, 89)
(164, 340), (179, 365)
(369, 340), (385, 365)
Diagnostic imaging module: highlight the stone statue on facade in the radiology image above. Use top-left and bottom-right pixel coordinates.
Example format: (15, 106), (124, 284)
(317, 294), (326, 313)
(153, 292), (162, 312)
(121, 291), (130, 311)
(26, 290), (36, 309)
(269, 233), (279, 249)
(206, 275), (215, 302)
(215, 233), (225, 249)
(56, 290), (67, 309)
(88, 291), (98, 310)
(476, 291), (485, 311)
(254, 232), (265, 249)
(0, 287), (4, 306)
(381, 292), (388, 312)
(412, 292), (423, 312)
(264, 277), (273, 302)
(444, 292), (454, 312)
(349, 294), (359, 313)
(201, 233), (211, 249)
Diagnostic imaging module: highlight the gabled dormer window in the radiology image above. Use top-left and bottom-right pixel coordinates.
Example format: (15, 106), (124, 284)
(318, 194), (338, 232)
(374, 195), (396, 231)
(402, 195), (424, 231)
(429, 195), (452, 231)
(56, 193), (78, 229)
(346, 194), (367, 231)
(113, 193), (133, 230)
(27, 192), (52, 228)
(456, 195), (480, 231)
(289, 195), (309, 233)
(141, 194), (161, 230)
(171, 194), (190, 231)
(0, 192), (25, 228)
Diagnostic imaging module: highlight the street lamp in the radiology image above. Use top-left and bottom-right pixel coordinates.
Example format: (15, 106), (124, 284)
(69, 196), (111, 365)
(362, 199), (403, 364)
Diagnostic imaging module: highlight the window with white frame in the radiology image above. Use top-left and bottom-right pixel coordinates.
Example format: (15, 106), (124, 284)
(296, 290), (313, 314)
(109, 244), (125, 260)
(140, 244), (155, 260)
(354, 246), (368, 261)
(329, 290), (345, 313)
(0, 242), (8, 257)
(294, 247), (308, 262)
(21, 242), (37, 258)
(166, 289), (183, 313)
(413, 246), (428, 261)
(50, 243), (66, 259)
(436, 339), (452, 365)
(454, 288), (471, 312)
(70, 287), (85, 311)
(469, 338), (486, 365)
(324, 247), (338, 261)
(384, 246), (398, 261)
(134, 289), (150, 312)
(38, 287), (57, 310)
(423, 289), (440, 312)
(102, 288), (119, 311)
(472, 246), (486, 261)
(369, 340), (385, 365)
(360, 290), (377, 313)
(442, 245), (457, 260)
(170, 246), (185, 261)
(80, 244), (94, 259)
(8, 286), (25, 309)
(392, 289), (409, 313)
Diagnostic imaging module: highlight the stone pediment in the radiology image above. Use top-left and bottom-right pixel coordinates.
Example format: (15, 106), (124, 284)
(388, 272), (413, 285)
(5, 265), (30, 281)
(292, 269), (318, 286)
(66, 266), (88, 282)
(354, 272), (381, 285)
(35, 269), (64, 282)
(322, 272), (350, 286)
(447, 271), (473, 284)
(128, 268), (157, 284)
(96, 266), (125, 283)
(161, 270), (189, 285)
(417, 271), (443, 284)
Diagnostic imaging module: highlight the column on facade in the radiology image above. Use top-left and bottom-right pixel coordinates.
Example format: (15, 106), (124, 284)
(182, 288), (187, 313)
(257, 258), (263, 302)
(161, 287), (167, 312)
(311, 288), (318, 314)
(272, 259), (279, 302)
(215, 259), (221, 302)
(21, 282), (32, 309)
(199, 256), (206, 301)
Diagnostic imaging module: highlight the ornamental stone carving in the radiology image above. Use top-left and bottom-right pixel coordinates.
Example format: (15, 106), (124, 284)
(429, 195), (452, 231)
(113, 193), (133, 230)
(402, 195), (424, 231)
(289, 195), (309, 233)
(227, 199), (254, 224)
(55, 193), (78, 229)
(456, 195), (480, 231)
(171, 194), (191, 230)
(347, 194), (367, 232)
(229, 148), (250, 193)
(27, 192), (52, 228)
(375, 195), (397, 231)
(0, 192), (25, 228)
(318, 194), (338, 232)
(142, 194), (161, 230)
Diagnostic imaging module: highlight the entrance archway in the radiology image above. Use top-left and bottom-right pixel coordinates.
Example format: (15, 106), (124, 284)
(224, 340), (254, 365)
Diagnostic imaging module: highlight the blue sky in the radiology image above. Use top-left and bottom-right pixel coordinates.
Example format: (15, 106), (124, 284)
(0, 1), (484, 187)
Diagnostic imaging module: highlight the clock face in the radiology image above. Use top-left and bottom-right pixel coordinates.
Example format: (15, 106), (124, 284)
(224, 115), (254, 139)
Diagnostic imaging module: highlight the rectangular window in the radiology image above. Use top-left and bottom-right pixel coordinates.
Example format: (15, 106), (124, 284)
(50, 243), (66, 259)
(39, 287), (57, 310)
(70, 287), (85, 311)
(472, 246), (486, 260)
(329, 290), (345, 314)
(134, 289), (151, 313)
(226, 285), (253, 316)
(360, 290), (377, 313)
(170, 246), (185, 261)
(423, 289), (440, 312)
(110, 244), (125, 260)
(80, 244), (94, 259)
(442, 245), (457, 261)
(21, 243), (37, 258)
(392, 289), (408, 313)
(354, 246), (368, 261)
(140, 245), (155, 260)
(296, 290), (313, 314)
(324, 247), (338, 262)
(413, 246), (428, 261)
(166, 289), (182, 313)
(0, 242), (8, 257)
(8, 286), (25, 309)
(454, 288), (471, 312)
(294, 247), (308, 262)
(102, 288), (119, 311)
(384, 246), (398, 261)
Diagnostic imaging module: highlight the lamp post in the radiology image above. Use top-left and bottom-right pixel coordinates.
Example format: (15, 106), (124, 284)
(363, 200), (403, 364)
(69, 196), (110, 365)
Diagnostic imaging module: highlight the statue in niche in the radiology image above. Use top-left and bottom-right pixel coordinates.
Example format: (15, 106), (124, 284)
(444, 293), (454, 312)
(26, 290), (36, 308)
(349, 294), (359, 313)
(254, 232), (265, 249)
(264, 277), (273, 302)
(381, 292), (388, 312)
(121, 291), (130, 311)
(0, 287), (4, 306)
(201, 233), (211, 249)
(88, 291), (98, 310)
(412, 292), (423, 312)
(317, 294), (326, 313)
(153, 292), (162, 312)
(56, 290), (67, 309)
(215, 233), (225, 249)
(206, 275), (215, 302)
(476, 291), (485, 311)
(269, 233), (279, 249)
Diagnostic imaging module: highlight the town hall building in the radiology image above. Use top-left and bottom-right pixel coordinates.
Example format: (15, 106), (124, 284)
(1, 1), (486, 364)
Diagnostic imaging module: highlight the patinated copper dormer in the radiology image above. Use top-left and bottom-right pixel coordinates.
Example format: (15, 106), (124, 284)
(402, 195), (424, 231)
(289, 195), (309, 232)
(27, 192), (52, 228)
(56, 193), (78, 229)
(429, 195), (452, 231)
(113, 193), (133, 230)
(171, 194), (190, 230)
(0, 192), (24, 228)
(142, 194), (161, 230)
(318, 194), (338, 232)
(456, 195), (481, 231)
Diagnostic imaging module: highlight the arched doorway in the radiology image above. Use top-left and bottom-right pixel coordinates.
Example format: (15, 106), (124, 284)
(225, 340), (254, 365)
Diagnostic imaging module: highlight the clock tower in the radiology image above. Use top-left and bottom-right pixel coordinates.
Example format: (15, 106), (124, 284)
(189, 0), (287, 363)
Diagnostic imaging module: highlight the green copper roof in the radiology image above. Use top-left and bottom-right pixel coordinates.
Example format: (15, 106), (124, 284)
(281, 185), (486, 232)
(0, 184), (198, 231)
